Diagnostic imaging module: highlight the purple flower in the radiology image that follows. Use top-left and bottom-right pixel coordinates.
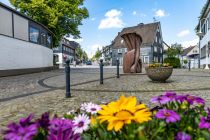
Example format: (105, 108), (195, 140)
(150, 95), (171, 104)
(176, 95), (205, 105)
(38, 112), (50, 130)
(163, 91), (177, 101)
(48, 118), (80, 140)
(175, 132), (191, 140)
(155, 109), (180, 123)
(207, 108), (210, 118)
(73, 114), (90, 134)
(20, 114), (34, 126)
(3, 114), (38, 140)
(199, 117), (210, 132)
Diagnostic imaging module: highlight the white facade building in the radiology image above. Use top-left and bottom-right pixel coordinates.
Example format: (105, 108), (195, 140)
(181, 46), (199, 68)
(196, 0), (210, 68)
(0, 2), (53, 76)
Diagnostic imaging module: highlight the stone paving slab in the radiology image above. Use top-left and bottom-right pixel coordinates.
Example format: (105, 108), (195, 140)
(1, 69), (210, 138)
(0, 89), (210, 130)
(72, 70), (210, 92)
(0, 68), (122, 101)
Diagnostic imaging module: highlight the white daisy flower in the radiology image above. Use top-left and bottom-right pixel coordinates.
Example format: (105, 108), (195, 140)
(73, 114), (90, 134)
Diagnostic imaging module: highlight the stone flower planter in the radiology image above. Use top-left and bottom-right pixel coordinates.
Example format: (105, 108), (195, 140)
(145, 66), (173, 82)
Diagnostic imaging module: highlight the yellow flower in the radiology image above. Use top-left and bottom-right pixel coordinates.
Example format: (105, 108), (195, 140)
(90, 116), (97, 127)
(97, 96), (151, 131)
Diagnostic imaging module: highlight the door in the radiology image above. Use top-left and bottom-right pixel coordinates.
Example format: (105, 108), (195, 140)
(144, 56), (149, 64)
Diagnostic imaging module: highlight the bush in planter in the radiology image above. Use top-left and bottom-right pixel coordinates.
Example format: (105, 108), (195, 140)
(164, 57), (181, 68)
(2, 92), (210, 140)
(184, 59), (188, 65)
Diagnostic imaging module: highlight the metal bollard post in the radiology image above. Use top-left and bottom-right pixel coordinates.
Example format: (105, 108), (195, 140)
(65, 59), (71, 98)
(188, 60), (191, 71)
(100, 59), (104, 84)
(116, 59), (120, 78)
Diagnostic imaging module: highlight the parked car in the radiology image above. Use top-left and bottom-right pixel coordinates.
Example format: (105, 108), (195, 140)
(86, 60), (92, 65)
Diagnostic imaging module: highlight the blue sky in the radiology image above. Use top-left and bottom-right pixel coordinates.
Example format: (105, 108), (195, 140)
(1, 0), (207, 57)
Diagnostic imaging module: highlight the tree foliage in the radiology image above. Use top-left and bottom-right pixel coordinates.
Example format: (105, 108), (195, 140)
(82, 51), (88, 61)
(164, 57), (181, 68)
(92, 48), (101, 61)
(167, 43), (183, 58)
(76, 46), (88, 61)
(9, 0), (89, 46)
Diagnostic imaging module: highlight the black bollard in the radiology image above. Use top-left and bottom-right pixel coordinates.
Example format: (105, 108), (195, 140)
(65, 59), (71, 98)
(100, 59), (104, 84)
(188, 60), (191, 71)
(116, 59), (120, 78)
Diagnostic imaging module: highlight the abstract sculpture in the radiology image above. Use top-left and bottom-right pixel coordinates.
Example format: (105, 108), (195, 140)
(121, 33), (142, 73)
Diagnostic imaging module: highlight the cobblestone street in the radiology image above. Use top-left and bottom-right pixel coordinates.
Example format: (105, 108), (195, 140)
(1, 68), (210, 133)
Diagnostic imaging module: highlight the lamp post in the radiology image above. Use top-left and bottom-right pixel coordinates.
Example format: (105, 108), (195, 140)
(197, 18), (209, 69)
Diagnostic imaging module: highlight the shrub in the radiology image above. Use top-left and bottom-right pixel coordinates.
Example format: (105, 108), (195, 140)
(184, 59), (188, 64)
(164, 57), (181, 68)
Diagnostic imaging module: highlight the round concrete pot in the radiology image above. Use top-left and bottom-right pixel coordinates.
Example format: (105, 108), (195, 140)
(145, 66), (173, 82)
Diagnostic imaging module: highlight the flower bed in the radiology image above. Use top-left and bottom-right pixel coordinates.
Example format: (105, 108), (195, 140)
(2, 92), (210, 140)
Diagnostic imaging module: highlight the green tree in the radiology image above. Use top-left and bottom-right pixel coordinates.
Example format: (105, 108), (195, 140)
(167, 43), (183, 58)
(93, 48), (101, 60)
(82, 51), (88, 61)
(9, 0), (89, 46)
(76, 46), (83, 60)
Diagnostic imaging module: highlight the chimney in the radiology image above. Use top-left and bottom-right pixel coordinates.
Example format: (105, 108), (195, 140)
(138, 23), (144, 26)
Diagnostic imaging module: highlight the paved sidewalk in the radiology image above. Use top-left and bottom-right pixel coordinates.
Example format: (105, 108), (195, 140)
(1, 69), (210, 134)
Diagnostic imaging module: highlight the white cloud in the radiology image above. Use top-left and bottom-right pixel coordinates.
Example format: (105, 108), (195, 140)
(66, 37), (83, 43)
(181, 38), (199, 48)
(132, 11), (137, 15)
(154, 9), (168, 17)
(86, 44), (103, 58)
(98, 9), (124, 29)
(177, 30), (190, 37)
(105, 9), (121, 17)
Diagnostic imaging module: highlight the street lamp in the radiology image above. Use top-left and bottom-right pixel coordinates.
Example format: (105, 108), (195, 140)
(197, 18), (209, 69)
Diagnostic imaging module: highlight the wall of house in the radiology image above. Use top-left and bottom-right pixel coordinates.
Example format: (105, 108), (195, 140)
(112, 48), (127, 66)
(0, 35), (53, 70)
(140, 46), (152, 63)
(200, 57), (210, 68)
(187, 46), (199, 56)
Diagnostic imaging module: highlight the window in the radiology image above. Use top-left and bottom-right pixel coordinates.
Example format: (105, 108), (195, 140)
(53, 47), (59, 51)
(154, 46), (157, 52)
(160, 57), (162, 63)
(144, 56), (149, 64)
(160, 49), (163, 54)
(153, 56), (158, 62)
(47, 34), (52, 48)
(14, 14), (28, 41)
(0, 7), (13, 36)
(201, 46), (206, 58)
(29, 26), (39, 43)
(159, 38), (162, 44)
(118, 49), (122, 53)
(40, 32), (47, 46)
